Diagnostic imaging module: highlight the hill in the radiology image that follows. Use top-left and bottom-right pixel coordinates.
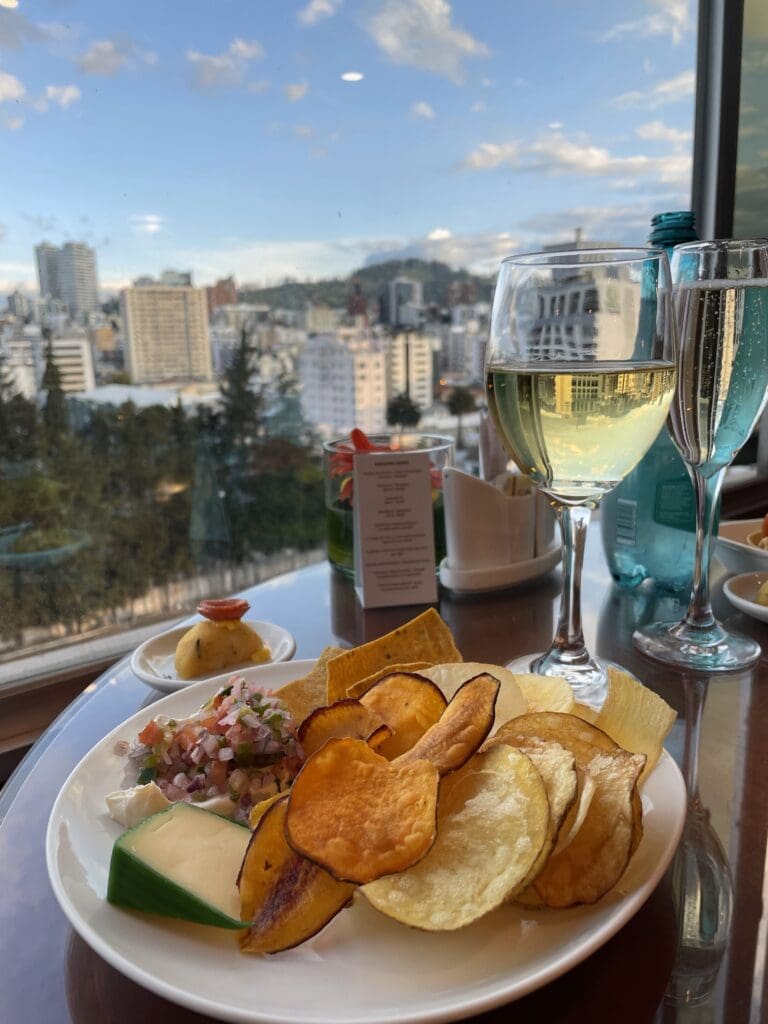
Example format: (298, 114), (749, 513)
(239, 258), (494, 311)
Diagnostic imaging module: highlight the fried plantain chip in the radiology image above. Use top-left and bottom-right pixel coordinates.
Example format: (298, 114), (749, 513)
(239, 797), (354, 954)
(363, 745), (549, 930)
(513, 674), (576, 715)
(248, 792), (283, 829)
(285, 737), (439, 884)
(325, 609), (462, 704)
(346, 662), (433, 699)
(297, 698), (391, 757)
(571, 702), (599, 724)
(395, 673), (500, 775)
(596, 668), (676, 779)
(420, 663), (527, 731)
(358, 672), (447, 758)
(276, 647), (344, 727)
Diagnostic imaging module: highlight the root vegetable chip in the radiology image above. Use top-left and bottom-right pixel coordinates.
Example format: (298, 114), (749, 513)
(239, 797), (354, 954)
(346, 662), (434, 700)
(513, 674), (576, 715)
(595, 668), (676, 779)
(420, 663), (527, 730)
(395, 673), (500, 775)
(571, 702), (599, 724)
(325, 610), (461, 704)
(297, 698), (391, 757)
(285, 737), (439, 884)
(277, 647), (344, 727)
(363, 745), (549, 930)
(359, 672), (447, 758)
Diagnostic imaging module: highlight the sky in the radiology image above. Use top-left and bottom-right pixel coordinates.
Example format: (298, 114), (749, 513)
(0, 0), (697, 294)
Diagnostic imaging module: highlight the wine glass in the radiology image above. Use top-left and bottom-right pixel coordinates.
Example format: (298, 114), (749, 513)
(634, 239), (768, 671)
(486, 248), (676, 706)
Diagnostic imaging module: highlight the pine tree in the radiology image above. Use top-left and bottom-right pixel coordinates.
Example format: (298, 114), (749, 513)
(219, 328), (264, 459)
(41, 339), (69, 454)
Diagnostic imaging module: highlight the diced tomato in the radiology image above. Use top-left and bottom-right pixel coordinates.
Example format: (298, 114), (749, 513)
(197, 598), (250, 621)
(201, 715), (219, 732)
(138, 720), (164, 746)
(208, 760), (228, 789)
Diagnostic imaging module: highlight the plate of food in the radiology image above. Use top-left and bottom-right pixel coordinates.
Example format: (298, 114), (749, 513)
(47, 610), (686, 1024)
(716, 516), (768, 576)
(723, 572), (768, 624)
(131, 598), (296, 693)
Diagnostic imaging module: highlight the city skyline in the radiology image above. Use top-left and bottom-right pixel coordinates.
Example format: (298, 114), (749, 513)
(1, 0), (696, 293)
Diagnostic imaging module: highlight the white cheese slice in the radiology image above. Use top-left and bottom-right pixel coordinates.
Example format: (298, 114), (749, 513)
(106, 782), (171, 827)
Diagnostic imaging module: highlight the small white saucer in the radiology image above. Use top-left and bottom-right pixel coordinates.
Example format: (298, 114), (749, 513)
(439, 543), (561, 594)
(130, 620), (297, 694)
(723, 573), (768, 624)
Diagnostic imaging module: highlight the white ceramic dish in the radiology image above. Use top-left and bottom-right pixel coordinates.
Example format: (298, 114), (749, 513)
(130, 620), (296, 693)
(439, 542), (561, 594)
(47, 660), (686, 1024)
(716, 519), (768, 576)
(723, 572), (768, 624)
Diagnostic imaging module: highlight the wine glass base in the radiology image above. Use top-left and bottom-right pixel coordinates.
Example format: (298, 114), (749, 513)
(633, 620), (761, 672)
(505, 652), (630, 710)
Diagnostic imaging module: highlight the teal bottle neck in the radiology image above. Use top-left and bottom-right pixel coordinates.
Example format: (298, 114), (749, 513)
(648, 211), (697, 251)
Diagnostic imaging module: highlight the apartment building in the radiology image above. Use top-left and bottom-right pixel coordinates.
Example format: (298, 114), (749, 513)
(121, 284), (213, 384)
(298, 331), (386, 436)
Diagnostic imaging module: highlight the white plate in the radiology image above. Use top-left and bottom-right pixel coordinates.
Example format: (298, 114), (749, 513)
(439, 542), (561, 594)
(716, 519), (768, 576)
(47, 660), (686, 1024)
(130, 620), (296, 693)
(723, 572), (768, 624)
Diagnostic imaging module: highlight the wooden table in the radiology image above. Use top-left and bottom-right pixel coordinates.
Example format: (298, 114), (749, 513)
(1, 527), (766, 1024)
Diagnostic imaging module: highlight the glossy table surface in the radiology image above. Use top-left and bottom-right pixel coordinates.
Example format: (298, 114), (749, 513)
(1, 527), (766, 1024)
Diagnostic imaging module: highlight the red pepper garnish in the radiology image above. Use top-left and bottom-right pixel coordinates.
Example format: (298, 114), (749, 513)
(197, 598), (250, 621)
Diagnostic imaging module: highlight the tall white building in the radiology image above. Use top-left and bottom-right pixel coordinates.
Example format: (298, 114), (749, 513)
(1, 330), (95, 397)
(298, 331), (386, 436)
(34, 242), (61, 301)
(387, 332), (435, 412)
(34, 241), (99, 320)
(121, 285), (213, 384)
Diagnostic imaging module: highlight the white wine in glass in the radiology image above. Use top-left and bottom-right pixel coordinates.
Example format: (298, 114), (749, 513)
(486, 248), (676, 706)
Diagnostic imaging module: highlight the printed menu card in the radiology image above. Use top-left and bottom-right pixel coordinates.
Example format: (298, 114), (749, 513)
(354, 451), (438, 608)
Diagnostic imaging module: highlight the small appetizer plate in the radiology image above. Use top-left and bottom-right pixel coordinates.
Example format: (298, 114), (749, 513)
(723, 573), (768, 625)
(716, 519), (768, 576)
(130, 619), (296, 693)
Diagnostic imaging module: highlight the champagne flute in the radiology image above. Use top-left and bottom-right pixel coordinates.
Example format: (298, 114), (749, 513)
(486, 248), (676, 706)
(634, 239), (768, 671)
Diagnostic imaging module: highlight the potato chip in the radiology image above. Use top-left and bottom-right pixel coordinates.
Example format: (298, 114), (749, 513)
(285, 737), (439, 884)
(239, 797), (354, 954)
(513, 674), (575, 715)
(359, 672), (447, 758)
(551, 770), (596, 857)
(297, 698), (391, 757)
(325, 609), (462, 703)
(395, 673), (499, 775)
(595, 668), (676, 778)
(571, 702), (599, 724)
(276, 646), (344, 726)
(346, 662), (433, 699)
(420, 662), (527, 730)
(362, 745), (549, 930)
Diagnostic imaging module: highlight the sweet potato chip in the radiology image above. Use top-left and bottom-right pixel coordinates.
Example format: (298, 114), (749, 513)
(359, 672), (447, 758)
(395, 673), (500, 775)
(325, 609), (461, 704)
(551, 770), (596, 857)
(513, 674), (576, 715)
(276, 646), (344, 727)
(239, 797), (354, 954)
(346, 662), (433, 699)
(285, 737), (439, 884)
(297, 698), (391, 757)
(595, 668), (676, 779)
(420, 663), (527, 731)
(363, 745), (549, 930)
(248, 792), (283, 829)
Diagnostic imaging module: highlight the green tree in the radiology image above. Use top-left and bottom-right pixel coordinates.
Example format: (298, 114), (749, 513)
(41, 339), (69, 454)
(386, 392), (422, 431)
(219, 329), (264, 458)
(447, 386), (476, 450)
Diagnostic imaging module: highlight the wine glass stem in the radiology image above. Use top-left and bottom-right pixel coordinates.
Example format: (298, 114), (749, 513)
(684, 467), (725, 632)
(552, 502), (591, 660)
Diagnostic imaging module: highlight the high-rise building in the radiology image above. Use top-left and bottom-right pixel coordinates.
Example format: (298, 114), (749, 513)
(387, 332), (435, 412)
(34, 241), (99, 320)
(382, 277), (424, 327)
(298, 330), (386, 435)
(121, 284), (213, 384)
(160, 269), (193, 287)
(6, 290), (31, 320)
(206, 276), (238, 319)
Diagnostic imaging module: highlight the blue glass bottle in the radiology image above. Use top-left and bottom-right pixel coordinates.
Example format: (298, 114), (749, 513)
(601, 212), (703, 592)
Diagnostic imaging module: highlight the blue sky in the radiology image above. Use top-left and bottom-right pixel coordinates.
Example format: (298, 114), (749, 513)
(0, 0), (697, 293)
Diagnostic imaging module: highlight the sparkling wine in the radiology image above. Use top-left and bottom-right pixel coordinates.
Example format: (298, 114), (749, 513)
(486, 362), (676, 504)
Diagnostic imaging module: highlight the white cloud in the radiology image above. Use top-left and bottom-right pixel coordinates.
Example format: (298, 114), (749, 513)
(613, 69), (695, 109)
(187, 38), (264, 89)
(130, 214), (165, 235)
(42, 84), (81, 109)
(0, 110), (23, 130)
(471, 100), (486, 113)
(77, 37), (157, 75)
(367, 0), (489, 84)
(462, 141), (520, 170)
(284, 81), (309, 102)
(636, 119), (691, 146)
(294, 124), (313, 137)
(298, 0), (342, 26)
(0, 69), (25, 102)
(248, 79), (271, 94)
(410, 100), (435, 119)
(341, 71), (364, 82)
(600, 0), (692, 45)
(427, 227), (452, 241)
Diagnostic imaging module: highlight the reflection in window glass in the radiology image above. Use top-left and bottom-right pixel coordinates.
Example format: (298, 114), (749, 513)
(733, 0), (768, 237)
(0, 0), (696, 662)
